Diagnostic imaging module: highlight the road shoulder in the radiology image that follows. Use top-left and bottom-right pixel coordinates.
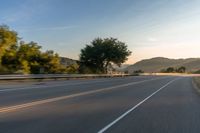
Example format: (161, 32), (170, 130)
(192, 77), (200, 94)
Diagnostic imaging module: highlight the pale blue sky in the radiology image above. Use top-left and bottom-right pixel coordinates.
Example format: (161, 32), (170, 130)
(1, 0), (200, 63)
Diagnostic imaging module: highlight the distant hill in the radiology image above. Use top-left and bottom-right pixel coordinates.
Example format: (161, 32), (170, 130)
(113, 64), (130, 71)
(127, 57), (200, 73)
(60, 57), (78, 67)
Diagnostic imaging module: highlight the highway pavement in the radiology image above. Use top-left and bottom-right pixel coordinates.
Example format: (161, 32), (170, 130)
(0, 76), (200, 133)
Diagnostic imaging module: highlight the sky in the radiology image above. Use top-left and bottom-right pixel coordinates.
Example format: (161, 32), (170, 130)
(1, 0), (200, 64)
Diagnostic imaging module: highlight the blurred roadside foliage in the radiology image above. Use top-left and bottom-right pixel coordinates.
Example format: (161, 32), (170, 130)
(0, 25), (77, 74)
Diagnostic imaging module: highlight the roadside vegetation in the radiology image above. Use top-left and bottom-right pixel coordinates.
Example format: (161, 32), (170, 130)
(132, 70), (144, 75)
(79, 38), (131, 74)
(193, 70), (200, 74)
(160, 66), (186, 73)
(0, 25), (131, 74)
(0, 25), (67, 74)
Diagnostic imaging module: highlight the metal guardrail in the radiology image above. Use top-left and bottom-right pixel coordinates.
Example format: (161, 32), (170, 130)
(0, 74), (131, 80)
(140, 73), (200, 77)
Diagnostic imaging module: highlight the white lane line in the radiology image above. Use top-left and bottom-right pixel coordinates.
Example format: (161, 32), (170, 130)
(0, 76), (166, 92)
(0, 77), (169, 113)
(97, 78), (179, 133)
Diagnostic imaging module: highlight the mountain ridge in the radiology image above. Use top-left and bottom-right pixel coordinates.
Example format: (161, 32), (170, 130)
(127, 57), (200, 73)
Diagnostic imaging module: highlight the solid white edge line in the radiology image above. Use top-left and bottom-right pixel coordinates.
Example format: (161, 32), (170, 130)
(97, 78), (179, 133)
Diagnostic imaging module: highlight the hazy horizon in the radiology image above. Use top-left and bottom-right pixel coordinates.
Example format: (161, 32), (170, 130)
(123, 56), (200, 65)
(1, 0), (200, 64)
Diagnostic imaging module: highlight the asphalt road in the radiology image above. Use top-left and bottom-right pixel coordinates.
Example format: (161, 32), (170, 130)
(0, 76), (200, 133)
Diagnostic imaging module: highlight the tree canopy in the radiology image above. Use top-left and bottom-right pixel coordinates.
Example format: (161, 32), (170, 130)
(161, 66), (186, 73)
(2, 41), (65, 74)
(0, 25), (68, 74)
(0, 25), (18, 63)
(79, 38), (131, 73)
(0, 25), (132, 74)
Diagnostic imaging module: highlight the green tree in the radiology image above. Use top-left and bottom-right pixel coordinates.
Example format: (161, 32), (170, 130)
(79, 38), (131, 73)
(0, 25), (72, 74)
(40, 50), (65, 74)
(134, 70), (144, 74)
(2, 41), (66, 74)
(1, 45), (18, 72)
(17, 41), (42, 74)
(0, 25), (18, 64)
(66, 64), (79, 74)
(166, 67), (175, 73)
(176, 66), (186, 73)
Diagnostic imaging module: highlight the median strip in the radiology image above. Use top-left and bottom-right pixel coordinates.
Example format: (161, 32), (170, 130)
(0, 77), (168, 113)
